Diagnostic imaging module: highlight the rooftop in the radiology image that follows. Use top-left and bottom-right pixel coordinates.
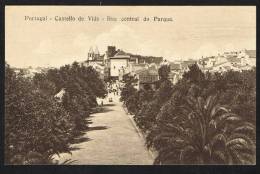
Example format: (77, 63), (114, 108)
(245, 50), (256, 58)
(169, 62), (181, 70)
(135, 68), (158, 76)
(110, 50), (130, 59)
(181, 60), (197, 69)
(226, 56), (241, 63)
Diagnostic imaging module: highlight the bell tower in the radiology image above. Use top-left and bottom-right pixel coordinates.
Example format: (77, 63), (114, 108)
(88, 46), (94, 61)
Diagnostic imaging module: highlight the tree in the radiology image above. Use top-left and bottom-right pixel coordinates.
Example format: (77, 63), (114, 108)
(220, 69), (256, 124)
(134, 100), (161, 132)
(120, 74), (138, 103)
(158, 64), (171, 81)
(5, 64), (73, 164)
(33, 72), (57, 95)
(125, 92), (140, 115)
(39, 62), (107, 134)
(154, 79), (173, 104)
(120, 62), (256, 165)
(147, 94), (255, 164)
(5, 61), (108, 164)
(182, 63), (205, 84)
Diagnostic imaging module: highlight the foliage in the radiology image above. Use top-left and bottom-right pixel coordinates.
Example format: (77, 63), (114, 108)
(125, 92), (140, 115)
(158, 64), (171, 79)
(154, 79), (173, 103)
(178, 64), (256, 124)
(134, 100), (160, 132)
(147, 94), (255, 164)
(120, 74), (138, 104)
(35, 62), (107, 132)
(5, 61), (107, 164)
(182, 63), (205, 84)
(121, 67), (174, 132)
(121, 63), (256, 165)
(218, 69), (256, 123)
(5, 64), (73, 164)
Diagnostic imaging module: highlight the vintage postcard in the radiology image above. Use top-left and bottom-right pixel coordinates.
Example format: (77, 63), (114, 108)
(5, 6), (256, 165)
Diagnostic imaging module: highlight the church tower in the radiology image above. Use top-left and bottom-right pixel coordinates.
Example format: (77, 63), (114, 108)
(94, 46), (100, 60)
(88, 46), (94, 61)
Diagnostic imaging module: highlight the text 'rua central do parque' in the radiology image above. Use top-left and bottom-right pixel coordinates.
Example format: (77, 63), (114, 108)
(24, 15), (173, 22)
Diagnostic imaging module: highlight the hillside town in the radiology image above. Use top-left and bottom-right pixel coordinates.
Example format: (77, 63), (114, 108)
(14, 46), (256, 94)
(76, 46), (256, 91)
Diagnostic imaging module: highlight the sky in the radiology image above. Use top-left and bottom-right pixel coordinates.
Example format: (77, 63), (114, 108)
(5, 6), (256, 68)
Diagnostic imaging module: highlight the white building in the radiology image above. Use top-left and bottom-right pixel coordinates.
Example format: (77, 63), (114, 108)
(54, 88), (66, 102)
(215, 55), (228, 65)
(110, 50), (130, 78)
(199, 56), (216, 69)
(129, 63), (148, 76)
(198, 49), (256, 73)
(87, 46), (105, 64)
(211, 61), (240, 73)
(238, 49), (256, 67)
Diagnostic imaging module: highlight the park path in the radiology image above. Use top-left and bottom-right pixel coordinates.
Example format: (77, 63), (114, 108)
(56, 93), (153, 165)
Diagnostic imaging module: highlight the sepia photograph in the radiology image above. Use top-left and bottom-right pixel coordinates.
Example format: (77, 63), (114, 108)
(4, 6), (256, 165)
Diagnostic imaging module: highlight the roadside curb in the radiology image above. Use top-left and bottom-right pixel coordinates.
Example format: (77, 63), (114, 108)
(122, 104), (156, 160)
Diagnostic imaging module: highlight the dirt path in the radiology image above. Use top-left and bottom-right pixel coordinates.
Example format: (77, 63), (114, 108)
(56, 94), (153, 165)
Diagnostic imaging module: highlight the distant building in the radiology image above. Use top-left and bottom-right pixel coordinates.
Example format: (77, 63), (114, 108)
(106, 46), (117, 59)
(80, 46), (107, 80)
(238, 49), (256, 67)
(211, 61), (241, 73)
(134, 67), (159, 90)
(106, 46), (163, 80)
(105, 46), (117, 66)
(128, 53), (163, 64)
(181, 60), (197, 72)
(169, 62), (182, 72)
(198, 56), (217, 69)
(168, 71), (181, 84)
(215, 55), (228, 65)
(87, 46), (105, 64)
(54, 88), (66, 102)
(223, 51), (239, 58)
(226, 56), (241, 66)
(110, 50), (130, 78)
(129, 63), (148, 76)
(241, 49), (256, 58)
(168, 62), (182, 84)
(198, 49), (256, 73)
(13, 66), (53, 78)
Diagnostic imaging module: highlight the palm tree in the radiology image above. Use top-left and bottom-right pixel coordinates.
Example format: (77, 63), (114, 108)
(148, 94), (255, 165)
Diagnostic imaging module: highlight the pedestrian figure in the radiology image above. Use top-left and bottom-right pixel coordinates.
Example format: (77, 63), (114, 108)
(101, 100), (103, 106)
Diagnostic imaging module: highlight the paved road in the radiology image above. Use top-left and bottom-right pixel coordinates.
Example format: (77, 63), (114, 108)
(55, 93), (153, 165)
